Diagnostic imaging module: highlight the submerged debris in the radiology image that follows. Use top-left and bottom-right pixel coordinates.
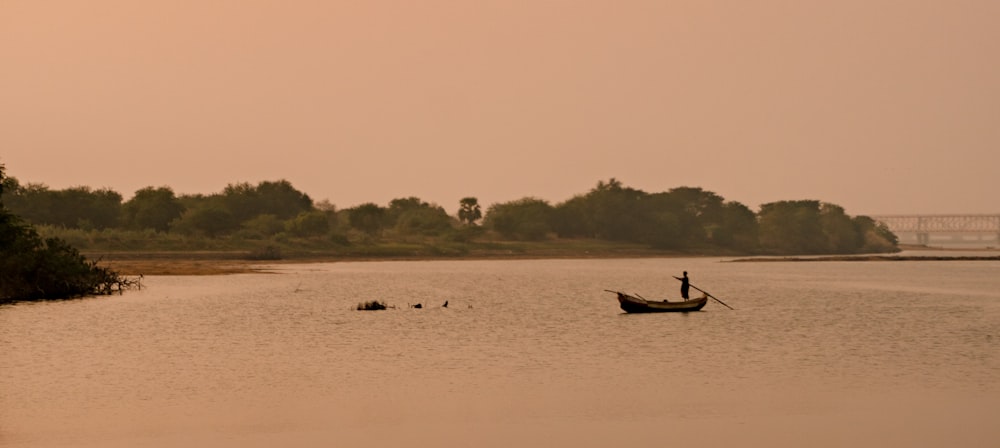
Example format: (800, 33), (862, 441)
(356, 300), (388, 311)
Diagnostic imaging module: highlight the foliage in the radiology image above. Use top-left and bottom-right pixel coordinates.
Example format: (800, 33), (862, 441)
(254, 180), (315, 219)
(758, 200), (827, 254)
(208, 179), (314, 231)
(171, 203), (236, 238)
(0, 165), (137, 303)
(4, 182), (122, 230)
(579, 178), (646, 241)
(756, 200), (896, 255)
(346, 203), (386, 236)
(663, 186), (725, 243)
(395, 207), (453, 236)
(714, 201), (759, 251)
(2, 170), (899, 257)
(853, 215), (899, 252)
(285, 210), (331, 237)
(458, 197), (482, 226)
(550, 195), (591, 238)
(385, 197), (454, 236)
(819, 203), (859, 254)
(484, 197), (554, 241)
(385, 197), (425, 226)
(238, 214), (285, 239)
(122, 186), (185, 232)
(548, 181), (747, 250)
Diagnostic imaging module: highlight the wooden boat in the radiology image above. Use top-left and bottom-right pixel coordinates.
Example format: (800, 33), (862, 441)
(610, 291), (708, 313)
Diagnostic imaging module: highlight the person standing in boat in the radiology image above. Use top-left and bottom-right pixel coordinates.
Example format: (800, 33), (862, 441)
(679, 271), (690, 300)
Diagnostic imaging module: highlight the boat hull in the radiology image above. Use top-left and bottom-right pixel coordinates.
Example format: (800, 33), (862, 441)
(614, 292), (708, 313)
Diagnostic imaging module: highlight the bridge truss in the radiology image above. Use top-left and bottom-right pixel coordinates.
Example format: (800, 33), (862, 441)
(870, 215), (1000, 245)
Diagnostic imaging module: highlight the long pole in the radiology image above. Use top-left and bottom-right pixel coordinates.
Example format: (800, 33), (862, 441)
(674, 276), (734, 310)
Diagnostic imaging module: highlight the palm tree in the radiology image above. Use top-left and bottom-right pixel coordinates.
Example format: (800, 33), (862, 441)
(458, 197), (482, 226)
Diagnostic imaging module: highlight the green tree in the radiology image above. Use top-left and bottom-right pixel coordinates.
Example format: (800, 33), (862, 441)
(171, 204), (236, 238)
(1, 181), (51, 223)
(714, 201), (759, 251)
(286, 210), (331, 237)
(386, 197), (431, 227)
(664, 186), (725, 243)
(550, 180), (725, 248)
(458, 197), (482, 226)
(239, 214), (285, 239)
(853, 216), (899, 253)
(347, 203), (386, 236)
(758, 200), (828, 254)
(255, 180), (314, 219)
(395, 207), (453, 236)
(484, 197), (554, 240)
(1, 175), (25, 210)
(383, 197), (453, 236)
(633, 196), (684, 248)
(65, 187), (123, 230)
(551, 195), (592, 238)
(4, 183), (122, 230)
(220, 182), (260, 223)
(819, 203), (860, 253)
(122, 186), (185, 232)
(576, 178), (647, 241)
(221, 180), (313, 222)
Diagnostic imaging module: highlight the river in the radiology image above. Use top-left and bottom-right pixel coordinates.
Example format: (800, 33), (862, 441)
(2, 254), (998, 447)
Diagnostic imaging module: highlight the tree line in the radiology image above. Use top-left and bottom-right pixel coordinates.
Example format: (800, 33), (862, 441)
(483, 179), (897, 254)
(1, 174), (897, 255)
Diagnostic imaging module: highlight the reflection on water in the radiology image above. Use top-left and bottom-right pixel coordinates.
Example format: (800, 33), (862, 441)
(2, 258), (998, 447)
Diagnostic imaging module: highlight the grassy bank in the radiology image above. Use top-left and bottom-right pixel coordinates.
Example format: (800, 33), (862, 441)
(50, 227), (912, 276)
(86, 239), (741, 275)
(730, 254), (1000, 262)
(92, 242), (999, 275)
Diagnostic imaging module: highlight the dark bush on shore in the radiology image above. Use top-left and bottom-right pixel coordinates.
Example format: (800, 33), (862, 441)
(0, 165), (140, 303)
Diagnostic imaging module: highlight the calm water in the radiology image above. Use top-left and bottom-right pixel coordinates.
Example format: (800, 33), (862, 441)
(2, 256), (999, 447)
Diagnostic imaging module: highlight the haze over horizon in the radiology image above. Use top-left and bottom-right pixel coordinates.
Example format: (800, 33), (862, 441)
(3, 1), (998, 215)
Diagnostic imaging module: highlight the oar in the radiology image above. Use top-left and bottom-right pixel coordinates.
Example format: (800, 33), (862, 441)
(604, 289), (647, 302)
(674, 277), (734, 310)
(604, 289), (639, 299)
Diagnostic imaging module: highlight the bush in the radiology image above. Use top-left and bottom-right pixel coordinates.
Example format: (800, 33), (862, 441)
(484, 198), (554, 241)
(1, 165), (138, 302)
(239, 214), (285, 239)
(286, 211), (330, 237)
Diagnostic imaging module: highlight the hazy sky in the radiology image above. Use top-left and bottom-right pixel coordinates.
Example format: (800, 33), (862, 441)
(2, 1), (998, 215)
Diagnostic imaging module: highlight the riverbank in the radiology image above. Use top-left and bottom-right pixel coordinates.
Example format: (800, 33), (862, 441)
(728, 245), (1000, 263)
(730, 254), (1000, 262)
(87, 243), (717, 275)
(91, 244), (1000, 276)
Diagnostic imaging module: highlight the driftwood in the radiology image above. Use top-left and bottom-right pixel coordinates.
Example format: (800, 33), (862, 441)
(356, 300), (387, 311)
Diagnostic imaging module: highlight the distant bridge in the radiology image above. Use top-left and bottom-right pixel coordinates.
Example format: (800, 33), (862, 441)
(870, 214), (1000, 246)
